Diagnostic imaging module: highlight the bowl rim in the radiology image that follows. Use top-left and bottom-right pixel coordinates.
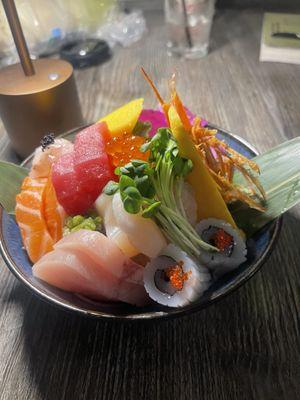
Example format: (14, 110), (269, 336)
(0, 125), (282, 321)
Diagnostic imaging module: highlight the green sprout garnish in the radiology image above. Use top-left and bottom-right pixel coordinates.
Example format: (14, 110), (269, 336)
(103, 128), (216, 259)
(103, 159), (159, 217)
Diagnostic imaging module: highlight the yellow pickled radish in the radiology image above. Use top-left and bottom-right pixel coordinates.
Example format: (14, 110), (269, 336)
(98, 98), (144, 137)
(168, 106), (237, 228)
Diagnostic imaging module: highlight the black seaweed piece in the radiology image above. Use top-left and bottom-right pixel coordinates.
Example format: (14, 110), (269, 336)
(40, 134), (55, 151)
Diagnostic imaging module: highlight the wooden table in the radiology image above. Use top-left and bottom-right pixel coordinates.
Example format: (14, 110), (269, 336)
(0, 9), (299, 400)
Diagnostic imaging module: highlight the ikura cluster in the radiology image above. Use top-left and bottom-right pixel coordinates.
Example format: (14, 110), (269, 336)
(105, 133), (149, 167)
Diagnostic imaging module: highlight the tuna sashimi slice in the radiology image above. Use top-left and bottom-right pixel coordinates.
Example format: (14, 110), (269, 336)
(74, 122), (115, 200)
(51, 153), (93, 215)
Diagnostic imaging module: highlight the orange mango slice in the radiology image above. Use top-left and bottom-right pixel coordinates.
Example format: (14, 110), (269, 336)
(168, 106), (237, 228)
(99, 98), (144, 137)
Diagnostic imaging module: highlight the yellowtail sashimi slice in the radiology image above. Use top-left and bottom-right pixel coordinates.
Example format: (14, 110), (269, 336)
(33, 249), (112, 301)
(33, 249), (148, 305)
(168, 106), (237, 228)
(33, 230), (149, 306)
(54, 229), (128, 279)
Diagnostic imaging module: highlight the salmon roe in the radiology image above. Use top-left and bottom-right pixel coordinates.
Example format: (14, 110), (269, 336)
(165, 262), (191, 291)
(211, 229), (234, 252)
(105, 133), (149, 167)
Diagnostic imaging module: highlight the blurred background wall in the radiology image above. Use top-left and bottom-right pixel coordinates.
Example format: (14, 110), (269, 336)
(120, 0), (300, 11)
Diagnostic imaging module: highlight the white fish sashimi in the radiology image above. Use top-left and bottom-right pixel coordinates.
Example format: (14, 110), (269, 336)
(29, 138), (74, 178)
(33, 230), (149, 306)
(94, 192), (111, 216)
(95, 193), (139, 257)
(112, 192), (167, 258)
(105, 207), (140, 257)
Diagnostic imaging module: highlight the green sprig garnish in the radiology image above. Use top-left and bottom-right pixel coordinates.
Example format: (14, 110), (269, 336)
(103, 128), (216, 258)
(142, 128), (216, 257)
(103, 160), (158, 217)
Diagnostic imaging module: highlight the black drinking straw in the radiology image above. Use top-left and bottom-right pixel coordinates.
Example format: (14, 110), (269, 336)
(181, 0), (193, 48)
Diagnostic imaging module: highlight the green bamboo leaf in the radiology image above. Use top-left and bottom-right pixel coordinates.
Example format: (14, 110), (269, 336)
(232, 137), (300, 235)
(0, 161), (28, 215)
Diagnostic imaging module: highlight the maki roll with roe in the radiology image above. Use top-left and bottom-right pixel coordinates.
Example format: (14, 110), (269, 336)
(196, 218), (247, 276)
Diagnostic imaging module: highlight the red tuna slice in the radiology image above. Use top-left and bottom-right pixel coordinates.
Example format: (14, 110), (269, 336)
(51, 152), (93, 215)
(74, 122), (115, 201)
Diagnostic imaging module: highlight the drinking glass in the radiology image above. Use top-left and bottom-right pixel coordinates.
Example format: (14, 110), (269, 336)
(164, 0), (215, 59)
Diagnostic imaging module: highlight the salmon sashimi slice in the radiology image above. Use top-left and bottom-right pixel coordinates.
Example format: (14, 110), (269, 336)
(42, 176), (65, 243)
(29, 138), (73, 179)
(33, 231), (149, 306)
(15, 177), (54, 263)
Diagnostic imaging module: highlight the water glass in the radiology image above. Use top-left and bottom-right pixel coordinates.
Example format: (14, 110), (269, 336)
(164, 0), (215, 59)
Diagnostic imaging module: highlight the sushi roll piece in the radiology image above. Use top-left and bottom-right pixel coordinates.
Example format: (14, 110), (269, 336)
(195, 218), (247, 276)
(144, 244), (211, 307)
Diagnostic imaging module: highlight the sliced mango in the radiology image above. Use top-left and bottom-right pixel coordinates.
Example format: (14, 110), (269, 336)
(168, 106), (237, 228)
(98, 98), (144, 137)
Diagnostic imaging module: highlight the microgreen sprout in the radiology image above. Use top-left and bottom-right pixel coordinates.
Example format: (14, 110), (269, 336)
(103, 128), (216, 259)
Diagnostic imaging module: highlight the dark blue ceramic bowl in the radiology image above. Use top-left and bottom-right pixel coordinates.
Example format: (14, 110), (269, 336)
(0, 126), (281, 320)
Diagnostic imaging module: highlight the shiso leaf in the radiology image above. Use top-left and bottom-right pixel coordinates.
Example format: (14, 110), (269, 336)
(0, 161), (28, 215)
(232, 137), (300, 235)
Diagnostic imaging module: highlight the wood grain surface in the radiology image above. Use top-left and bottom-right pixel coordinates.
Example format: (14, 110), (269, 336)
(0, 9), (299, 400)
